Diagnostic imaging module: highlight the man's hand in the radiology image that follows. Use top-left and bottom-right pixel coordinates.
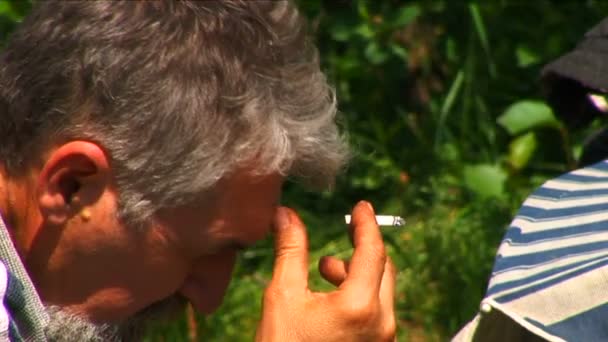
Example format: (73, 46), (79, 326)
(255, 201), (396, 342)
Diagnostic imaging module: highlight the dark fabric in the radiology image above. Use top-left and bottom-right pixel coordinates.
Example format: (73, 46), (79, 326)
(471, 309), (547, 342)
(543, 17), (608, 92)
(542, 18), (608, 127)
(580, 127), (608, 167)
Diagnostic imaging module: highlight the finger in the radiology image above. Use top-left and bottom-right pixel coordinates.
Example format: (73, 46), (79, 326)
(342, 201), (386, 296)
(318, 256), (349, 287)
(270, 206), (309, 290)
(379, 257), (397, 330)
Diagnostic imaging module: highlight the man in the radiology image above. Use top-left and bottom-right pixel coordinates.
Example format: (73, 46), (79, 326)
(455, 17), (608, 342)
(0, 1), (396, 341)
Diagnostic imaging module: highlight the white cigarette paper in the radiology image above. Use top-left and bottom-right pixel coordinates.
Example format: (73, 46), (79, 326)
(344, 215), (405, 226)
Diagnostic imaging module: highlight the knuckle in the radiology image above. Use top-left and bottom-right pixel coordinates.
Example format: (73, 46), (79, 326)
(341, 297), (379, 325)
(275, 243), (300, 259)
(379, 319), (397, 341)
(262, 285), (287, 306)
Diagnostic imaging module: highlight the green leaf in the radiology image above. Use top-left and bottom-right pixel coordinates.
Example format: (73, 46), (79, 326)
(446, 38), (458, 62)
(463, 164), (507, 198)
(389, 43), (408, 59)
(516, 46), (540, 67)
(355, 23), (374, 39)
(435, 70), (464, 150)
(469, 3), (496, 78)
(330, 23), (352, 42)
(357, 1), (370, 20)
(508, 132), (537, 170)
(390, 5), (421, 27)
(497, 100), (560, 135)
(0, 2), (19, 20)
(440, 70), (464, 120)
(365, 41), (388, 64)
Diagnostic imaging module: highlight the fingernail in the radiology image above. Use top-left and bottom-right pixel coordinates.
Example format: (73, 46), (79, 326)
(274, 207), (291, 230)
(362, 200), (374, 214)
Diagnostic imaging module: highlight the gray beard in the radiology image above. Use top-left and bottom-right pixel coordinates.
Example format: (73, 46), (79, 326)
(44, 295), (188, 342)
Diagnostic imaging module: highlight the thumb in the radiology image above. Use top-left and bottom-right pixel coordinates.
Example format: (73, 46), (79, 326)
(270, 207), (309, 290)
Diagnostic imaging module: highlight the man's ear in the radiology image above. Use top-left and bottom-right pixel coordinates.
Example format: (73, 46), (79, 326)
(37, 141), (111, 226)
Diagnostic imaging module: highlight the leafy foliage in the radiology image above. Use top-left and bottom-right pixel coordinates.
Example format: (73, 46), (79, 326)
(2, 1), (608, 340)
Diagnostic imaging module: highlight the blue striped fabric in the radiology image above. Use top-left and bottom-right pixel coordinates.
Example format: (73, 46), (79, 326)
(454, 160), (608, 342)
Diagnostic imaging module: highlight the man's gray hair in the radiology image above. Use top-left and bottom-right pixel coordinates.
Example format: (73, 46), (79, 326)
(0, 0), (348, 224)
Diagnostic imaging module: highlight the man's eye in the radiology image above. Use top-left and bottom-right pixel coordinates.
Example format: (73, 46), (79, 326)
(231, 243), (248, 252)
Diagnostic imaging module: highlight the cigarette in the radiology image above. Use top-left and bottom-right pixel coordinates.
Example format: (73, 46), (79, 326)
(344, 215), (405, 226)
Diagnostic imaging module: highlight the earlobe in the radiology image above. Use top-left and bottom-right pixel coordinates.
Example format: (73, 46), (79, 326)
(36, 141), (110, 226)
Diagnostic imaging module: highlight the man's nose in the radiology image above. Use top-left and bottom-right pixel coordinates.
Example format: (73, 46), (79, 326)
(178, 251), (237, 314)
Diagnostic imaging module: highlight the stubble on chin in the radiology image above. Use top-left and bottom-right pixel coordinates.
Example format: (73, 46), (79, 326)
(44, 294), (189, 341)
